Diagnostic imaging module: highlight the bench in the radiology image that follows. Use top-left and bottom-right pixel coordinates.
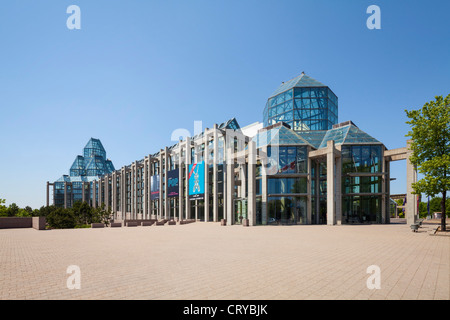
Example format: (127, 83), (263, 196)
(155, 220), (167, 226)
(110, 222), (122, 228)
(126, 222), (138, 227)
(141, 221), (155, 226)
(91, 223), (105, 228)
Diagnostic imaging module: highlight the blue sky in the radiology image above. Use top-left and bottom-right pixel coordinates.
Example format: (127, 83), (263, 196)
(0, 0), (449, 208)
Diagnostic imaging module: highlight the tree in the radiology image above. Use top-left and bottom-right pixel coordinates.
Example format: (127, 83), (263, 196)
(46, 207), (76, 229)
(405, 94), (450, 231)
(0, 199), (7, 217)
(6, 203), (19, 217)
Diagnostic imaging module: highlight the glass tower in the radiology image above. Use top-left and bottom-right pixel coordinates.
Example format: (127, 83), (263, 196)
(53, 138), (115, 208)
(263, 72), (338, 131)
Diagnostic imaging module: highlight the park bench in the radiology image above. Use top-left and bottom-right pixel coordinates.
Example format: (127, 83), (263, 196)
(110, 222), (122, 227)
(91, 223), (105, 228)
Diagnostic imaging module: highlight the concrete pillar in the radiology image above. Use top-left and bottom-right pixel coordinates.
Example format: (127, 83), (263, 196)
(178, 147), (184, 221)
(143, 158), (148, 220)
(213, 125), (219, 222)
(158, 152), (163, 220)
(204, 130), (209, 222)
(164, 147), (169, 219)
(248, 141), (256, 226)
(64, 181), (68, 209)
(93, 180), (97, 209)
(381, 147), (386, 224)
(306, 149), (312, 225)
(335, 155), (342, 225)
(385, 160), (391, 224)
(226, 144), (234, 226)
(121, 167), (126, 218)
(315, 161), (320, 224)
(326, 140), (336, 225)
(46, 182), (50, 207)
(99, 178), (103, 208)
(185, 138), (191, 220)
(112, 172), (116, 217)
(261, 146), (268, 225)
(406, 140), (417, 225)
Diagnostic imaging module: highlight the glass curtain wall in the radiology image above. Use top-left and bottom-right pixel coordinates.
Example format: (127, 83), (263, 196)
(341, 145), (383, 223)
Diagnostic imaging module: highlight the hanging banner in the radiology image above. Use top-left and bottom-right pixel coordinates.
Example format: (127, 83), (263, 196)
(150, 175), (160, 200)
(167, 169), (179, 198)
(188, 161), (205, 200)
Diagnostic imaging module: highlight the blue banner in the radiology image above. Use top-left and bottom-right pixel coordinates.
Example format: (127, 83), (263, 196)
(167, 169), (179, 198)
(188, 161), (204, 200)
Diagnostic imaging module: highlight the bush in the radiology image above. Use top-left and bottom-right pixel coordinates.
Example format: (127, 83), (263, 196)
(46, 207), (76, 229)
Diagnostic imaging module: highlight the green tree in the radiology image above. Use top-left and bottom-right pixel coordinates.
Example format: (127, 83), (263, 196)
(405, 94), (450, 231)
(418, 202), (428, 218)
(46, 207), (76, 229)
(6, 203), (19, 217)
(0, 199), (7, 217)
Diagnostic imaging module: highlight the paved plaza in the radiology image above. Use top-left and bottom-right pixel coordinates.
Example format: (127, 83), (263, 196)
(0, 222), (448, 300)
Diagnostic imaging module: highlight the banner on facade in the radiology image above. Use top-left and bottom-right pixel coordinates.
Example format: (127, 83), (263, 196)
(167, 169), (179, 198)
(188, 161), (204, 200)
(150, 175), (160, 200)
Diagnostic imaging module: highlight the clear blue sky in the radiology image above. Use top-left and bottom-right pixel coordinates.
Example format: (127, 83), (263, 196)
(0, 0), (449, 208)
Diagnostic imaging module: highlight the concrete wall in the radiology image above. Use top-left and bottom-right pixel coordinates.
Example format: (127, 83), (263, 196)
(0, 217), (46, 230)
(0, 217), (32, 229)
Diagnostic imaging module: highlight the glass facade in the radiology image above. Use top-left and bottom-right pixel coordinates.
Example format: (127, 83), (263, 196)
(264, 84), (338, 132)
(341, 144), (383, 224)
(267, 146), (308, 174)
(267, 196), (307, 225)
(53, 138), (115, 208)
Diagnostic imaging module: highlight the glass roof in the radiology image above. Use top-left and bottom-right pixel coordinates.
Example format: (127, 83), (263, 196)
(251, 124), (313, 149)
(270, 73), (327, 98)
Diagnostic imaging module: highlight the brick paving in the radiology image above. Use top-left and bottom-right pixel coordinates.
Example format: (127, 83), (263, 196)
(0, 222), (448, 300)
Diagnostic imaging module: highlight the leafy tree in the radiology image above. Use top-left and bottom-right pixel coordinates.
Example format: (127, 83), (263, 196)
(46, 207), (76, 229)
(418, 202), (428, 218)
(406, 94), (450, 231)
(0, 199), (7, 217)
(16, 209), (32, 217)
(6, 203), (19, 217)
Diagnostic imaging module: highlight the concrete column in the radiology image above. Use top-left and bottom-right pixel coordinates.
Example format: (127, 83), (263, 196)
(226, 144), (234, 226)
(164, 147), (169, 219)
(178, 147), (184, 221)
(306, 149), (312, 225)
(204, 130), (209, 222)
(381, 148), (386, 224)
(261, 146), (268, 225)
(64, 181), (68, 209)
(121, 168), (126, 219)
(158, 152), (163, 220)
(112, 172), (116, 217)
(326, 140), (336, 225)
(248, 141), (256, 226)
(195, 200), (198, 220)
(385, 160), (391, 224)
(143, 158), (148, 220)
(406, 140), (417, 225)
(213, 126), (219, 222)
(46, 182), (50, 207)
(335, 155), (342, 225)
(99, 178), (103, 208)
(185, 138), (191, 220)
(315, 161), (320, 224)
